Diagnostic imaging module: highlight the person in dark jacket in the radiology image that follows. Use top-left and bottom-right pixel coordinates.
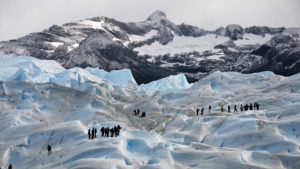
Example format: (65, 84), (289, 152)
(110, 128), (114, 137)
(250, 103), (253, 110)
(201, 108), (204, 115)
(137, 109), (140, 116)
(228, 105), (231, 113)
(196, 108), (199, 116)
(209, 105), (212, 113)
(141, 112), (146, 117)
(47, 145), (52, 155)
(88, 129), (91, 139)
(116, 125), (121, 136)
(257, 102), (260, 110)
(101, 127), (105, 137)
(8, 164), (12, 169)
(95, 128), (97, 138)
(240, 104), (243, 111)
(234, 105), (238, 113)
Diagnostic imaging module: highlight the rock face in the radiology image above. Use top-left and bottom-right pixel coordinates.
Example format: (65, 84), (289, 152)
(0, 10), (299, 84)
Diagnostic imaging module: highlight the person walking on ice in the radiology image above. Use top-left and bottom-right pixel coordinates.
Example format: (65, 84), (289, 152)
(47, 144), (52, 156)
(234, 105), (238, 113)
(201, 108), (204, 115)
(209, 105), (212, 113)
(221, 105), (224, 112)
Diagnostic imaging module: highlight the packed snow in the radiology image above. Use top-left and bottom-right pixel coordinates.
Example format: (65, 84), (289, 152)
(127, 30), (158, 42)
(1, 55), (300, 169)
(134, 34), (229, 56)
(235, 34), (273, 46)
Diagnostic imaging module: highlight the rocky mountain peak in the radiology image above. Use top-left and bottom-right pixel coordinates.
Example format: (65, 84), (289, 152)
(147, 10), (167, 22)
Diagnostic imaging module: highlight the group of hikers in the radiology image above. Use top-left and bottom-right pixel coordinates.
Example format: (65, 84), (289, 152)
(196, 102), (260, 116)
(133, 109), (146, 117)
(88, 125), (122, 139)
(88, 128), (98, 139)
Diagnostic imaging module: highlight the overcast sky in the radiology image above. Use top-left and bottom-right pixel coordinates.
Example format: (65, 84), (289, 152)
(0, 0), (299, 41)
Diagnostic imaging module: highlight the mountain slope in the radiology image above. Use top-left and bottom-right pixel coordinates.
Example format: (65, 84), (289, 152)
(0, 10), (299, 84)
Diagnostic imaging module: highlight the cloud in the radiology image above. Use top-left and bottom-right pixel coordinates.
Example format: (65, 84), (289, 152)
(0, 0), (299, 41)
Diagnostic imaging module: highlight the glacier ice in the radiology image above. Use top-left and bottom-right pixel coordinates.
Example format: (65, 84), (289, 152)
(0, 54), (300, 168)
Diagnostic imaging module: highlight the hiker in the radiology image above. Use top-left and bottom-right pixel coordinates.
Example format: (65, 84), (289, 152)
(201, 108), (204, 115)
(245, 104), (249, 111)
(196, 108), (200, 116)
(250, 103), (253, 110)
(101, 127), (105, 137)
(88, 129), (91, 139)
(95, 128), (97, 138)
(240, 104), (243, 111)
(91, 128), (94, 139)
(257, 102), (260, 110)
(209, 105), (212, 113)
(105, 127), (109, 137)
(221, 105), (224, 112)
(234, 105), (238, 113)
(137, 109), (140, 116)
(47, 145), (52, 155)
(8, 164), (12, 169)
(254, 102), (257, 110)
(228, 105), (231, 113)
(133, 109), (137, 116)
(116, 125), (121, 136)
(141, 112), (146, 117)
(110, 128), (114, 137)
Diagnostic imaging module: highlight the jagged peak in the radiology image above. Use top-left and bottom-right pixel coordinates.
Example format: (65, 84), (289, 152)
(146, 10), (167, 22)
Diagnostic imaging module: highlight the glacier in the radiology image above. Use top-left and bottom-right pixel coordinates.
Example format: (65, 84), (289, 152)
(0, 55), (300, 169)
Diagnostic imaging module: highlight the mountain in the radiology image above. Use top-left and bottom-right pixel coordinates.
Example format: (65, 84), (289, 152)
(0, 55), (300, 168)
(0, 10), (299, 84)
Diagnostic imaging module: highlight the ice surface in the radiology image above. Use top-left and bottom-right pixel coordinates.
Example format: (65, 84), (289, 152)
(140, 73), (192, 92)
(0, 55), (300, 169)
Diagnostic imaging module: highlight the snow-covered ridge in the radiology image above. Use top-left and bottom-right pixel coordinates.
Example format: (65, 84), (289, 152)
(0, 55), (137, 88)
(140, 73), (192, 92)
(0, 55), (192, 91)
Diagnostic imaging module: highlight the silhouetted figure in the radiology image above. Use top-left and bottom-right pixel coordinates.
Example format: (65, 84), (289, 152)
(47, 145), (52, 156)
(88, 129), (91, 139)
(257, 102), (260, 110)
(133, 109), (137, 116)
(221, 105), (224, 112)
(101, 127), (105, 137)
(116, 125), (121, 136)
(137, 109), (140, 116)
(95, 128), (97, 138)
(110, 128), (114, 137)
(228, 105), (231, 113)
(91, 128), (94, 139)
(209, 105), (212, 113)
(141, 112), (146, 117)
(201, 108), (204, 115)
(234, 105), (238, 113)
(196, 108), (200, 116)
(8, 164), (12, 169)
(105, 127), (109, 137)
(250, 103), (253, 110)
(240, 104), (243, 111)
(245, 104), (249, 111)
